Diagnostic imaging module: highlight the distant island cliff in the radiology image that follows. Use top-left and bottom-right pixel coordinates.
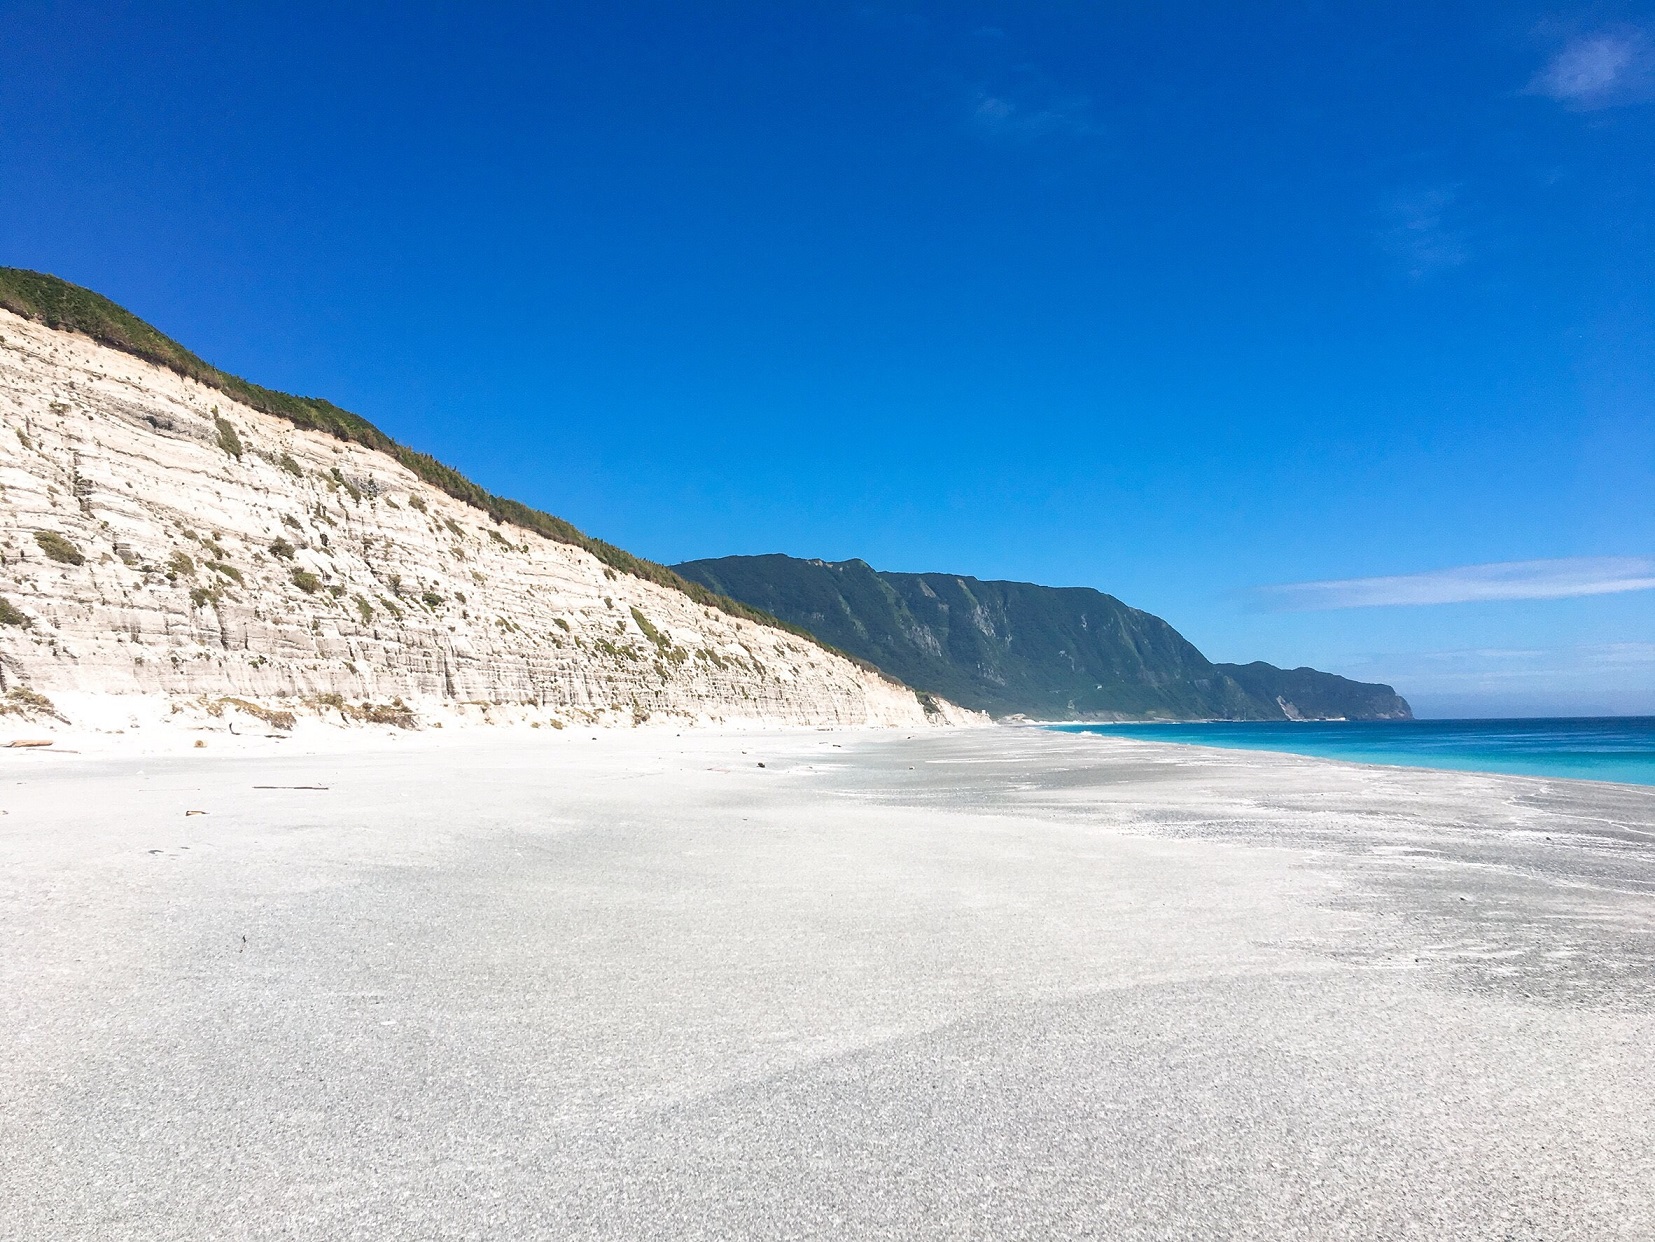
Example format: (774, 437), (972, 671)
(673, 554), (1413, 722)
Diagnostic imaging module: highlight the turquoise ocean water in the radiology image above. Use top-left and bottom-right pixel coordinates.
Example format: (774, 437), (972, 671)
(1051, 717), (1655, 786)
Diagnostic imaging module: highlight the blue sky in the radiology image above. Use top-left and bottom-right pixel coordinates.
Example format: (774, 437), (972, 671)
(2, 1), (1652, 715)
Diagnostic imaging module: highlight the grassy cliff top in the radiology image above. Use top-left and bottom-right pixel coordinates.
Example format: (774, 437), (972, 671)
(0, 266), (815, 640)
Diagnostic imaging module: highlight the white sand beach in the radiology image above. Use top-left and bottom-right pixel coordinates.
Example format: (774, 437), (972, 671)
(4, 725), (1653, 1239)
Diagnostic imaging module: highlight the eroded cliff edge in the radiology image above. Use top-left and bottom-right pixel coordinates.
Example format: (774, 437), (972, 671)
(0, 303), (974, 731)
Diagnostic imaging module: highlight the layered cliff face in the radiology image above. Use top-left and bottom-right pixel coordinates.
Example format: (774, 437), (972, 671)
(0, 307), (963, 730)
(674, 554), (1413, 722)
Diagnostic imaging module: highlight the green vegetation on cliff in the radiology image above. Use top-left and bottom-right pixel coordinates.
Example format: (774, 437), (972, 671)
(673, 554), (1412, 722)
(0, 267), (792, 634)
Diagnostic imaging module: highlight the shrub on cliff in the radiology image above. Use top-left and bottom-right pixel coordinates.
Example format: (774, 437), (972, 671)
(0, 687), (66, 722)
(214, 415), (243, 459)
(33, 530), (84, 565)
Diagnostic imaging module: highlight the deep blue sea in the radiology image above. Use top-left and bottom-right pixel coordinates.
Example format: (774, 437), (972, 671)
(1051, 717), (1655, 786)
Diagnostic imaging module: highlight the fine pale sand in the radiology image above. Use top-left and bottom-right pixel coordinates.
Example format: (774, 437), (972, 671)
(3, 726), (1653, 1239)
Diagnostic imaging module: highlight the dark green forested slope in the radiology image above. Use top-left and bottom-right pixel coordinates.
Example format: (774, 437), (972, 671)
(1211, 661), (1413, 722)
(673, 554), (1412, 722)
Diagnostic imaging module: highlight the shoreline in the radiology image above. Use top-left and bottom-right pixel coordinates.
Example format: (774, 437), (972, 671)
(1050, 717), (1655, 789)
(6, 692), (1651, 796)
(7, 693), (1652, 794)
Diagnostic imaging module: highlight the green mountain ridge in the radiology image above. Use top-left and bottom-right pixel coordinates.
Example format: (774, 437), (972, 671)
(672, 554), (1413, 722)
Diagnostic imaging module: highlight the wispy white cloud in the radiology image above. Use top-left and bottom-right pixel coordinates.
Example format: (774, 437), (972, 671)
(970, 89), (1099, 140)
(1587, 641), (1655, 665)
(1377, 186), (1468, 279)
(853, 6), (931, 37)
(1324, 642), (1655, 715)
(1527, 28), (1654, 109)
(854, 12), (1101, 145)
(1259, 557), (1655, 610)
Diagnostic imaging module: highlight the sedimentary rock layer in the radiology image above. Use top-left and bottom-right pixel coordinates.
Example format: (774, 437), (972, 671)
(0, 308), (959, 727)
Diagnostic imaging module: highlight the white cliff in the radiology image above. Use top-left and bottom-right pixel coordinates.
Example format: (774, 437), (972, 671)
(0, 307), (975, 732)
